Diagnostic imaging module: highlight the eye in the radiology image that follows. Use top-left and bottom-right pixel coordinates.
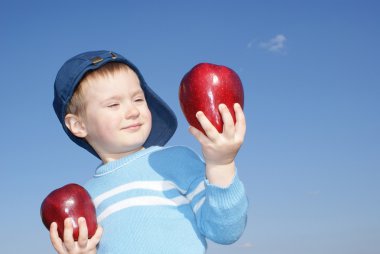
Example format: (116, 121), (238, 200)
(107, 103), (119, 108)
(135, 97), (145, 103)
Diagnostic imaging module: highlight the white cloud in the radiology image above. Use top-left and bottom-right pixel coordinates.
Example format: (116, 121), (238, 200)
(260, 34), (287, 52)
(240, 242), (254, 248)
(247, 39), (256, 49)
(308, 190), (321, 197)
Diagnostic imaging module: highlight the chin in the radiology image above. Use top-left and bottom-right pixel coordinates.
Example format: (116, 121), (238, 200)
(122, 143), (145, 153)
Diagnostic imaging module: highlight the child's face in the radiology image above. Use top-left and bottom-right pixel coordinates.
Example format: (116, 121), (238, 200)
(79, 69), (152, 161)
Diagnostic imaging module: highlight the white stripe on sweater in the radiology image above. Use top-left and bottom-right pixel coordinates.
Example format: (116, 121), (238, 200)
(193, 197), (206, 214)
(93, 181), (186, 208)
(186, 181), (205, 201)
(97, 195), (190, 222)
(93, 180), (206, 209)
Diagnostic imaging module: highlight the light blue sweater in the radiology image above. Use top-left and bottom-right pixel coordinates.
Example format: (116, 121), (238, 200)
(85, 146), (248, 253)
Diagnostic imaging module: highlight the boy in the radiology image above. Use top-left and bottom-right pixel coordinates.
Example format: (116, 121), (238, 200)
(50, 50), (248, 254)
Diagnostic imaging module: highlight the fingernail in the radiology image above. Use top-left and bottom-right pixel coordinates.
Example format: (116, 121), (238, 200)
(64, 218), (72, 226)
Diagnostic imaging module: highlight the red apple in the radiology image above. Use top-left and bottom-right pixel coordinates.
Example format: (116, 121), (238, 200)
(179, 63), (244, 133)
(40, 183), (97, 240)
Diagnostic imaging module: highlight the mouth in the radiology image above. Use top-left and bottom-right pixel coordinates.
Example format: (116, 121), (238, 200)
(121, 123), (143, 131)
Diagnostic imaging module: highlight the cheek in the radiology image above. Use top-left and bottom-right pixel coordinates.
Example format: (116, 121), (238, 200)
(144, 108), (153, 127)
(102, 114), (121, 132)
(86, 111), (120, 134)
(147, 109), (152, 122)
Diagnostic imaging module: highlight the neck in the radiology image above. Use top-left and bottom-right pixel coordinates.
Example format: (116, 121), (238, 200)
(99, 147), (145, 163)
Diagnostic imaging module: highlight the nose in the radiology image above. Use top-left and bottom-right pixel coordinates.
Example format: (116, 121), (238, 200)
(124, 104), (140, 119)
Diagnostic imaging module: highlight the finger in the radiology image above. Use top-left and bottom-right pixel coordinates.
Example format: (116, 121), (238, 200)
(50, 222), (66, 254)
(63, 218), (75, 251)
(88, 225), (103, 248)
(219, 104), (235, 137)
(195, 111), (218, 140)
(77, 217), (88, 248)
(188, 126), (209, 145)
(234, 103), (246, 141)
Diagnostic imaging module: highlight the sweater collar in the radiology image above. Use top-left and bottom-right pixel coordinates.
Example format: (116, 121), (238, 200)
(94, 146), (161, 177)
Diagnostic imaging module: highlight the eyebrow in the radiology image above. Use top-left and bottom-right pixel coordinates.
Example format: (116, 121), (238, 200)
(131, 89), (145, 96)
(102, 95), (122, 102)
(101, 90), (145, 103)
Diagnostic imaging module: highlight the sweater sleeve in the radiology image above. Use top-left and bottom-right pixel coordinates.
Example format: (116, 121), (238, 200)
(164, 146), (248, 244)
(190, 172), (248, 244)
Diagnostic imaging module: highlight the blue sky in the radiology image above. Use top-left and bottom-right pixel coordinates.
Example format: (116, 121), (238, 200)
(1, 1), (379, 253)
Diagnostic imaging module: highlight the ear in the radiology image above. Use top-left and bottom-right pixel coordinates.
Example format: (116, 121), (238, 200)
(64, 113), (88, 138)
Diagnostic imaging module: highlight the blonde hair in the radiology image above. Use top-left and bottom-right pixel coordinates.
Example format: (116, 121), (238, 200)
(66, 62), (131, 116)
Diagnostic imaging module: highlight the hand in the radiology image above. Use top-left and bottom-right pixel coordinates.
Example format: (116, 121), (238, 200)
(189, 103), (246, 186)
(50, 217), (103, 254)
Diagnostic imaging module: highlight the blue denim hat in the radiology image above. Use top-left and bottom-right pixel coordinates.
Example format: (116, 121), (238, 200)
(53, 50), (177, 158)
